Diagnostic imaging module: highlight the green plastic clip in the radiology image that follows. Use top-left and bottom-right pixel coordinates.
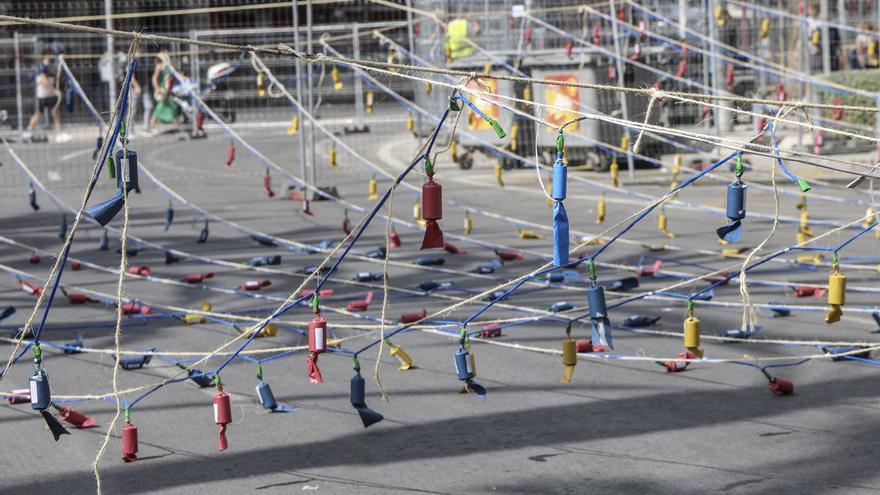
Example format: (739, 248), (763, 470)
(107, 156), (116, 179)
(488, 118), (507, 139)
(556, 133), (565, 154)
(796, 178), (812, 192)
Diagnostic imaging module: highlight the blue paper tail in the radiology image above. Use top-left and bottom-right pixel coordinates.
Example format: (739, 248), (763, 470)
(40, 410), (69, 441)
(591, 318), (613, 349)
(552, 201), (569, 267)
(466, 380), (487, 399)
(354, 405), (384, 428)
(716, 220), (742, 243)
(85, 190), (125, 227)
(272, 403), (297, 413)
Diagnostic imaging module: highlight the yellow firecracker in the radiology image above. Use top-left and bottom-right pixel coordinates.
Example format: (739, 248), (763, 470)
(256, 72), (266, 97)
(825, 259), (846, 324)
(518, 228), (543, 240)
(672, 153), (682, 175)
(484, 62), (492, 75)
(658, 212), (675, 239)
(683, 305), (704, 357)
(366, 90), (374, 114)
(406, 113), (415, 132)
(495, 160), (504, 187)
(329, 145), (337, 170)
(387, 341), (414, 370)
(286, 115), (300, 136)
(368, 175), (378, 201)
(413, 198), (422, 221)
(331, 65), (343, 91)
(523, 86), (532, 102)
(760, 18), (770, 39)
(451, 140), (459, 163)
(561, 335), (577, 383)
(509, 124), (519, 152)
(596, 195), (606, 224)
(610, 158), (620, 188)
(424, 80), (432, 95)
(201, 299), (212, 312)
(865, 207), (876, 228)
(183, 314), (206, 325)
(464, 210), (473, 235)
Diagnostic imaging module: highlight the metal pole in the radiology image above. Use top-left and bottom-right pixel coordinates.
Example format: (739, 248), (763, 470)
(352, 23), (366, 131)
(608, 0), (635, 178)
(406, 0), (421, 134)
(293, 1), (308, 188)
(306, 0), (316, 193)
(820, 0), (831, 73)
(189, 30), (199, 136)
(105, 0), (116, 112)
(707, 0), (731, 134)
(14, 32), (23, 138)
(678, 0), (687, 40)
(798, 2), (807, 147)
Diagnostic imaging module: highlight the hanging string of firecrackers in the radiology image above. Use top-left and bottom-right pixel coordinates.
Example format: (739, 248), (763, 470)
(717, 152), (747, 243)
(825, 252), (847, 324)
(683, 299), (704, 358)
(560, 322), (577, 383)
(587, 259), (613, 348)
(307, 294), (327, 383)
(454, 328), (486, 398)
(350, 357), (383, 428)
(551, 132), (570, 268)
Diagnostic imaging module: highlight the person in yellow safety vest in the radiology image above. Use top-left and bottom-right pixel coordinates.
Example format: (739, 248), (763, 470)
(446, 8), (480, 61)
(856, 21), (880, 69)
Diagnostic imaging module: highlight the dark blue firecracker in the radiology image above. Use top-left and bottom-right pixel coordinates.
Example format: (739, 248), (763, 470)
(350, 373), (383, 428)
(197, 220), (209, 243)
(28, 185), (39, 211)
(99, 229), (109, 251)
(86, 150), (139, 226)
(164, 204), (174, 231)
(717, 180), (747, 243)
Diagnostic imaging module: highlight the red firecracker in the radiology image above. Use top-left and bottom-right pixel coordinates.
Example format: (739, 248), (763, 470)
(183, 272), (214, 284)
(127, 265), (151, 277)
(725, 63), (735, 92)
(69, 260), (81, 271)
(342, 211), (351, 235)
(263, 172), (275, 198)
(58, 406), (97, 428)
(122, 421), (138, 462)
(592, 23), (601, 46)
(67, 293), (99, 304)
(496, 250), (523, 262)
(421, 176), (444, 249)
(565, 41), (574, 59)
(19, 281), (42, 297)
(121, 303), (152, 315)
(636, 260), (662, 277)
(399, 309), (427, 324)
(768, 377), (793, 395)
(213, 385), (232, 451)
(226, 142), (235, 167)
(242, 280), (271, 291)
(28, 254), (40, 264)
(443, 242), (463, 254)
(389, 228), (401, 248)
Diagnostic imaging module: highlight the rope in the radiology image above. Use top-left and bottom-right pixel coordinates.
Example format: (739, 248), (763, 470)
(93, 35), (140, 495)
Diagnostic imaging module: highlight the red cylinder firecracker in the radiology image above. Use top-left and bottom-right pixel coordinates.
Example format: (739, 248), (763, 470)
(389, 228), (402, 248)
(58, 406), (96, 428)
(67, 293), (98, 304)
(592, 23), (601, 46)
(214, 386), (231, 451)
(342, 210), (351, 235)
(127, 265), (151, 277)
(769, 377), (793, 395)
(564, 41), (574, 59)
(309, 315), (327, 353)
(831, 98), (844, 120)
(676, 58), (687, 78)
(69, 260), (81, 271)
(813, 131), (824, 155)
(263, 172), (275, 198)
(122, 421), (138, 462)
(226, 142), (235, 167)
(399, 309), (427, 324)
(196, 112), (205, 132)
(443, 242), (462, 254)
(28, 254), (40, 264)
(776, 83), (787, 101)
(725, 63), (735, 92)
(607, 64), (617, 82)
(421, 176), (444, 250)
(576, 340), (593, 353)
(20, 281), (42, 296)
